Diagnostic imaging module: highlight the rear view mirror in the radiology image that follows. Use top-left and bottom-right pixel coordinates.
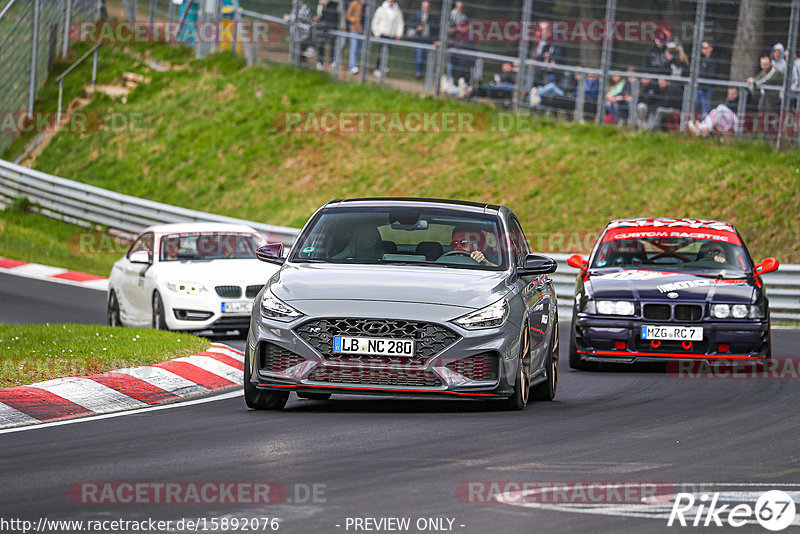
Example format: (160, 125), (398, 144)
(754, 257), (779, 275)
(567, 254), (588, 270)
(518, 254), (557, 275)
(257, 244), (285, 265)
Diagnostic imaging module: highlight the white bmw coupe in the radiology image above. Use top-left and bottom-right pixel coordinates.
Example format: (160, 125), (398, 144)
(107, 223), (281, 334)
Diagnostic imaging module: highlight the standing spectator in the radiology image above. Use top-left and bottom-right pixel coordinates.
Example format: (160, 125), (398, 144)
(450, 17), (475, 87)
(530, 22), (565, 85)
(696, 40), (717, 118)
(747, 55), (784, 112)
(346, 0), (365, 74)
(411, 1), (438, 79)
(665, 43), (689, 77)
(446, 1), (467, 77)
(284, 0), (314, 61)
(642, 32), (671, 75)
(314, 0), (340, 70)
(371, 0), (404, 77)
(771, 43), (787, 74)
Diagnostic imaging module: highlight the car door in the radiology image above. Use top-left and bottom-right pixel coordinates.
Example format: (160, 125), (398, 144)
(509, 215), (555, 369)
(120, 232), (154, 325)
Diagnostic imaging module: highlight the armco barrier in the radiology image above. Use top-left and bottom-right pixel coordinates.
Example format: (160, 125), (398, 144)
(0, 158), (797, 323)
(0, 159), (299, 245)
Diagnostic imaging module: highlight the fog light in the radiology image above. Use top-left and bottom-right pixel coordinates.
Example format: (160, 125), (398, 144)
(718, 343), (730, 353)
(614, 340), (626, 350)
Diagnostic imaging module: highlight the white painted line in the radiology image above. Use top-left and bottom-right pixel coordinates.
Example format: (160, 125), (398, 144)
(29, 377), (146, 412)
(173, 356), (243, 384)
(0, 265), (108, 292)
(113, 366), (209, 397)
(207, 345), (245, 362)
(211, 343), (245, 356)
(0, 402), (39, 428)
(0, 390), (243, 435)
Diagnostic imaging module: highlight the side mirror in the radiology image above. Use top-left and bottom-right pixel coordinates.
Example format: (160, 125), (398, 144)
(518, 254), (557, 275)
(128, 250), (151, 264)
(566, 253), (589, 271)
(256, 244), (286, 265)
(754, 257), (779, 275)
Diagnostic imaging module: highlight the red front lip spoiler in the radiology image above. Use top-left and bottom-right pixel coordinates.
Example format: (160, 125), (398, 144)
(256, 383), (502, 397)
(578, 350), (766, 360)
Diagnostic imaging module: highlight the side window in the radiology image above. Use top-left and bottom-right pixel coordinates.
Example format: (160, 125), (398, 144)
(508, 217), (529, 267)
(127, 233), (154, 261)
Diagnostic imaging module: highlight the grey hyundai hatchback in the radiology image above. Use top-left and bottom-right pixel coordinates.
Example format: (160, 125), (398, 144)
(244, 198), (558, 410)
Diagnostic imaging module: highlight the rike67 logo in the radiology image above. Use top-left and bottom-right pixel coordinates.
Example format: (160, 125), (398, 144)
(668, 490), (796, 531)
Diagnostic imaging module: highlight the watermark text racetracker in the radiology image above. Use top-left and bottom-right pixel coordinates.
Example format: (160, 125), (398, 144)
(0, 516), (280, 534)
(0, 111), (144, 135)
(276, 111), (582, 134)
(69, 20), (277, 44)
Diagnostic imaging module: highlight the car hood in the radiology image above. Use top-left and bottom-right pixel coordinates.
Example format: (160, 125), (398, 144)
(270, 263), (510, 310)
(154, 259), (280, 285)
(586, 269), (755, 303)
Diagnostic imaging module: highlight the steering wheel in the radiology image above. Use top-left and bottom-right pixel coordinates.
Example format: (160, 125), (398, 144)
(439, 250), (479, 262)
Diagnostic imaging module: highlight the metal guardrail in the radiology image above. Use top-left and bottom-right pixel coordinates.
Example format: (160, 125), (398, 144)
(548, 254), (800, 324)
(0, 159), (300, 245)
(0, 157), (796, 321)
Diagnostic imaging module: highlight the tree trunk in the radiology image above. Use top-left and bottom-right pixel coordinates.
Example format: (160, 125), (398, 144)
(730, 0), (766, 81)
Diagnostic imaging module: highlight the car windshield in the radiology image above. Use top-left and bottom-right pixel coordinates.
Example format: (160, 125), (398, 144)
(159, 233), (263, 261)
(591, 235), (752, 273)
(291, 207), (508, 270)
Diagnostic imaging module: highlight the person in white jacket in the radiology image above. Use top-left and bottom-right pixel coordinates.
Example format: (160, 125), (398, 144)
(371, 0), (404, 76)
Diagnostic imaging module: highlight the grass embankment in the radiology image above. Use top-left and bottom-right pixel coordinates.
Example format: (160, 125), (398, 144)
(0, 324), (209, 387)
(4, 42), (800, 263)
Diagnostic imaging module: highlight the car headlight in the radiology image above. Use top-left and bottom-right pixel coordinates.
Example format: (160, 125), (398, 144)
(453, 300), (508, 329)
(166, 281), (207, 295)
(261, 292), (302, 321)
(592, 300), (635, 316)
(711, 303), (763, 319)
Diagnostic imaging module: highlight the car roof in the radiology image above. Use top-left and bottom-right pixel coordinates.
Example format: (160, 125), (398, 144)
(141, 222), (260, 235)
(323, 197), (503, 214)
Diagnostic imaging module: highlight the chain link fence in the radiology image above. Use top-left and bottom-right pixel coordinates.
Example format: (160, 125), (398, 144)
(0, 0), (100, 155)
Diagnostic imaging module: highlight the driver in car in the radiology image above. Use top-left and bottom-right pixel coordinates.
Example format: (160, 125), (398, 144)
(450, 226), (498, 266)
(698, 242), (728, 264)
(163, 236), (180, 261)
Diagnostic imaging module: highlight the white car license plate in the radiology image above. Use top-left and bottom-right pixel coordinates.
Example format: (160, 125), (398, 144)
(333, 336), (415, 357)
(641, 325), (703, 341)
(221, 301), (253, 314)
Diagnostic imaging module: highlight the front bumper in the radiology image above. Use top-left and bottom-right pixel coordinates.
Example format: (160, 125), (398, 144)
(162, 292), (255, 332)
(246, 311), (529, 399)
(573, 314), (770, 363)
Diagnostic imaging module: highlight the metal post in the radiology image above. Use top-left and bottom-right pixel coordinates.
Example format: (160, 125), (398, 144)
(62, 0), (72, 57)
(359, 0), (375, 84)
(377, 43), (388, 83)
(0, 0), (18, 22)
(57, 80), (64, 123)
(131, 0), (138, 22)
(232, 0), (241, 54)
(574, 73), (586, 123)
(149, 0), (156, 25)
(168, 0), (174, 24)
(424, 45), (435, 93)
(684, 0), (707, 132)
(778, 0), (799, 148)
(288, 1), (299, 65)
(736, 85), (747, 136)
(433, 0), (452, 95)
(596, 0), (616, 123)
(28, 0), (40, 116)
(628, 78), (640, 127)
(333, 34), (344, 80)
(92, 47), (98, 90)
(513, 0), (532, 110)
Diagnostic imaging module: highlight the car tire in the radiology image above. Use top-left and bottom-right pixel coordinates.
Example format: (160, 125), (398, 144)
(152, 292), (168, 330)
(107, 291), (122, 327)
(568, 319), (596, 371)
(244, 351), (289, 410)
(297, 392), (332, 401)
(491, 329), (530, 411)
(531, 321), (558, 401)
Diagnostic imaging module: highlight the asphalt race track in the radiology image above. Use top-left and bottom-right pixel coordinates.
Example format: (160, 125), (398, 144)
(2, 275), (800, 533)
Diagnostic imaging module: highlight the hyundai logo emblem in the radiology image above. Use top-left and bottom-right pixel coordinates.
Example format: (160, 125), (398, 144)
(667, 292), (679, 299)
(364, 321), (390, 335)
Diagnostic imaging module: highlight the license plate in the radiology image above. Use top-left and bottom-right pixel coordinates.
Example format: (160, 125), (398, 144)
(333, 336), (415, 357)
(221, 301), (253, 314)
(641, 325), (703, 341)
